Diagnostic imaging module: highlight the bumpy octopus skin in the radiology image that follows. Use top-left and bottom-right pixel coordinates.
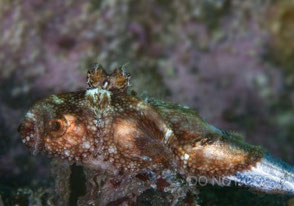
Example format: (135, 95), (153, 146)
(19, 64), (263, 178)
(19, 64), (294, 201)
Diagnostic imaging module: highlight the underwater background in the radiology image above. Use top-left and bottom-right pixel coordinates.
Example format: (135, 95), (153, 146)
(0, 0), (294, 205)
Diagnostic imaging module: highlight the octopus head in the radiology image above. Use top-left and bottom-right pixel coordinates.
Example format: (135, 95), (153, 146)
(18, 91), (96, 161)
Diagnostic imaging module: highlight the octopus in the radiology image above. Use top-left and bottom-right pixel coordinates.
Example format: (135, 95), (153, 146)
(19, 64), (294, 205)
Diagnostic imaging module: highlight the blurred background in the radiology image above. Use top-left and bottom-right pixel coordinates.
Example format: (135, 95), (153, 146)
(0, 0), (294, 205)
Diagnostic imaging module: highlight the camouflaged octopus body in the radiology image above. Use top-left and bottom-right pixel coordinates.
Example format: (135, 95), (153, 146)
(19, 64), (263, 178)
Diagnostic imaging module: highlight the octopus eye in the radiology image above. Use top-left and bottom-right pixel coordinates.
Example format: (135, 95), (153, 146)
(51, 120), (61, 131)
(48, 118), (68, 137)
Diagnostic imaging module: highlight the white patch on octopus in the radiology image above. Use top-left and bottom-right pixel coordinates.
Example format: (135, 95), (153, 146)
(136, 101), (149, 110)
(82, 141), (91, 149)
(64, 150), (70, 157)
(86, 88), (112, 104)
(164, 129), (173, 144)
(90, 126), (97, 132)
(182, 153), (190, 167)
(184, 153), (190, 161)
(25, 112), (36, 121)
(108, 145), (117, 154)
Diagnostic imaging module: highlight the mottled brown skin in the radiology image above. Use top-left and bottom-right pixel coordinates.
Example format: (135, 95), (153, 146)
(19, 65), (264, 179)
(148, 99), (264, 177)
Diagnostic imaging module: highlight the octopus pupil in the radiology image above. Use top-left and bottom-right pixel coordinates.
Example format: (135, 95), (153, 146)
(51, 121), (61, 131)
